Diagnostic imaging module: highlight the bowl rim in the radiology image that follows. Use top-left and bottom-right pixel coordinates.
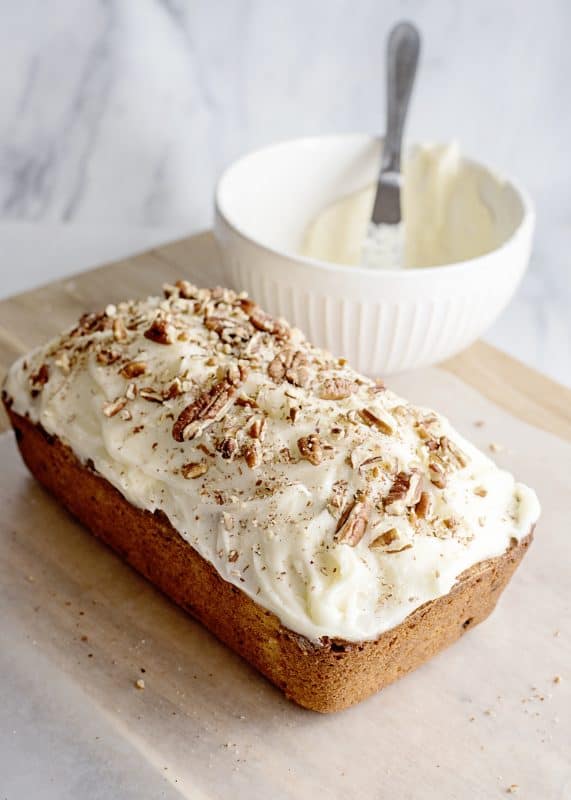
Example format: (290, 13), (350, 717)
(214, 132), (535, 279)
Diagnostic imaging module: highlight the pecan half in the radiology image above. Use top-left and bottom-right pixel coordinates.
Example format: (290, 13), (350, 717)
(268, 348), (310, 387)
(172, 375), (240, 442)
(297, 434), (322, 466)
(320, 377), (356, 400)
(358, 408), (394, 436)
(335, 494), (370, 547)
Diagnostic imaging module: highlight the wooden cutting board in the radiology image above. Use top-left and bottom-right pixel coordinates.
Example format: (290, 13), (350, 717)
(1, 231), (569, 800)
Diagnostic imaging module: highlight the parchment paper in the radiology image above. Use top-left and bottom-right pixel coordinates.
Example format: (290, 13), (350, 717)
(1, 369), (569, 799)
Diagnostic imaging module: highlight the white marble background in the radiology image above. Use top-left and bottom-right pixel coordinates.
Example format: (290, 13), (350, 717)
(0, 0), (569, 385)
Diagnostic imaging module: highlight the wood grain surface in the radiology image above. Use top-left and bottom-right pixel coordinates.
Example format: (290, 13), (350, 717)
(1, 231), (569, 440)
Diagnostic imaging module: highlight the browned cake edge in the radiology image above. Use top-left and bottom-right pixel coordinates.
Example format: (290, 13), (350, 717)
(5, 405), (533, 713)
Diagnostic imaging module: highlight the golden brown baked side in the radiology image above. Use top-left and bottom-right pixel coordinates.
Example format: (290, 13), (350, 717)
(6, 406), (533, 713)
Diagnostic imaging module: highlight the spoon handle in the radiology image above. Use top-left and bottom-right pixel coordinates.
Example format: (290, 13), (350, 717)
(372, 22), (421, 225)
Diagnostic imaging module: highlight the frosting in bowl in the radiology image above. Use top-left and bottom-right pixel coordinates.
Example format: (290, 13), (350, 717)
(301, 142), (509, 268)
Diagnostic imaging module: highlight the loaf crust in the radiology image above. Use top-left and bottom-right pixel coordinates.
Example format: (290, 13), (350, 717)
(6, 405), (532, 713)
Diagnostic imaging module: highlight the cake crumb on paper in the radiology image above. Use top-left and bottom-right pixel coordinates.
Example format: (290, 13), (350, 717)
(489, 442), (504, 453)
(553, 675), (562, 684)
(135, 678), (145, 690)
(506, 785), (519, 794)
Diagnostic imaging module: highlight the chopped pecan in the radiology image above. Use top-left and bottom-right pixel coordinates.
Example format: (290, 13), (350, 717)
(358, 408), (394, 436)
(175, 280), (196, 299)
(358, 455), (384, 471)
(329, 425), (345, 441)
(205, 315), (252, 343)
(248, 417), (266, 439)
(268, 352), (287, 381)
(139, 387), (165, 403)
(415, 491), (433, 518)
(227, 363), (248, 387)
(439, 436), (469, 468)
(102, 397), (127, 417)
(370, 528), (399, 548)
(235, 394), (258, 408)
(297, 434), (322, 466)
(112, 317), (128, 342)
(120, 361), (147, 379)
(218, 437), (237, 459)
(243, 441), (262, 468)
(54, 352), (71, 374)
(368, 379), (386, 395)
(428, 456), (447, 489)
(385, 543), (413, 554)
(320, 377), (356, 400)
(30, 364), (49, 396)
(285, 352), (310, 387)
(335, 494), (370, 547)
(144, 315), (174, 345)
(172, 376), (239, 442)
(70, 311), (111, 337)
(327, 480), (348, 517)
(181, 461), (208, 479)
(240, 300), (290, 339)
(163, 378), (183, 399)
(385, 470), (423, 513)
(96, 348), (121, 366)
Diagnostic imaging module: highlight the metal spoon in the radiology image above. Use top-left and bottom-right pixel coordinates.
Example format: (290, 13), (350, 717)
(361, 21), (421, 269)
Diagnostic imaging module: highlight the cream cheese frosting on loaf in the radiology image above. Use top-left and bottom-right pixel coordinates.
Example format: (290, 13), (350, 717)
(4, 282), (540, 642)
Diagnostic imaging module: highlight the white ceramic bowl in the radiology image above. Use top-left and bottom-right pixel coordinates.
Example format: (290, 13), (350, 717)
(214, 135), (534, 376)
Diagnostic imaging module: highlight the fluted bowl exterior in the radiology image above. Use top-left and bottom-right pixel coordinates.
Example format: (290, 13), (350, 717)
(214, 135), (534, 376)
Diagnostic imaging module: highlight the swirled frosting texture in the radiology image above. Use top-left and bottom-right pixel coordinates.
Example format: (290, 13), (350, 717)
(4, 283), (540, 642)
